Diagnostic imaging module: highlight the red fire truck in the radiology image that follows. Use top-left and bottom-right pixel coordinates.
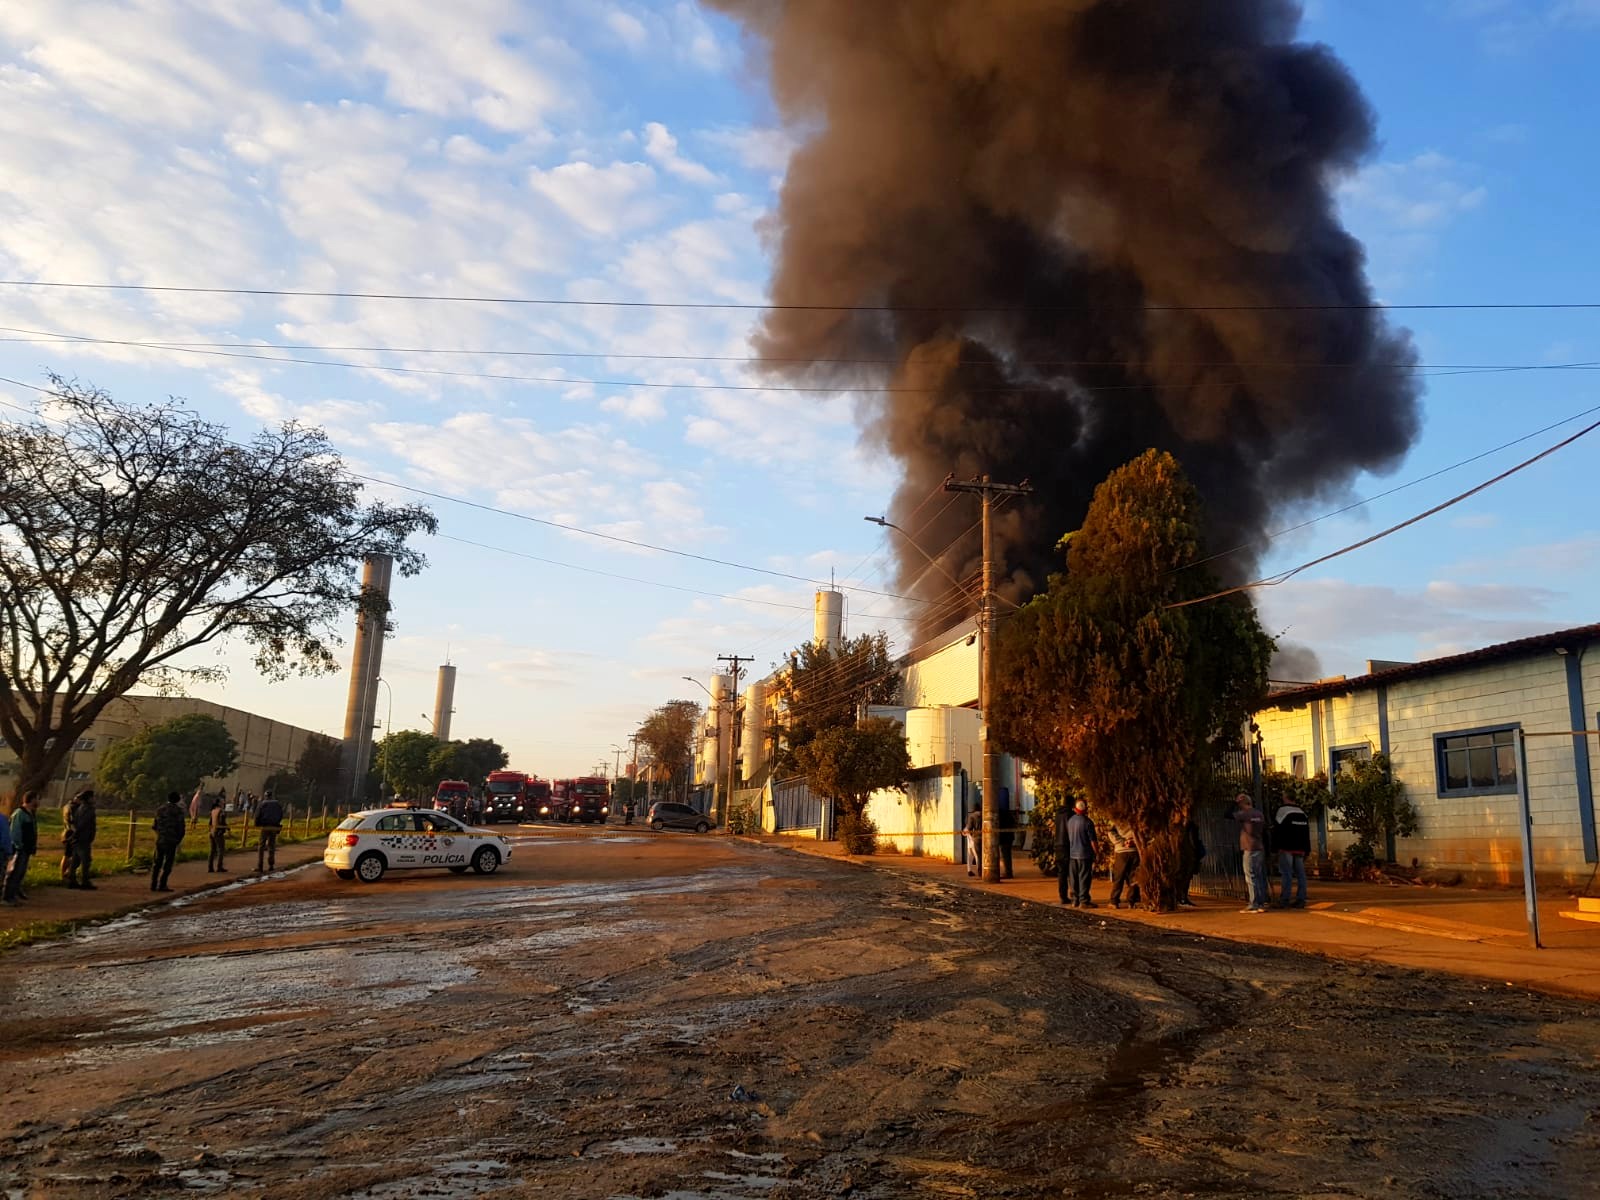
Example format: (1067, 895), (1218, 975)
(553, 776), (611, 824)
(483, 770), (534, 824)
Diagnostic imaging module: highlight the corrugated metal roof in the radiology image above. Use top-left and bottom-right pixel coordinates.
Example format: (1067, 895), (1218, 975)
(1258, 622), (1600, 708)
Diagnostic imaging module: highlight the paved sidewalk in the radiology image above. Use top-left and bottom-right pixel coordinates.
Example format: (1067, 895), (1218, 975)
(0, 840), (328, 938)
(744, 833), (1600, 1000)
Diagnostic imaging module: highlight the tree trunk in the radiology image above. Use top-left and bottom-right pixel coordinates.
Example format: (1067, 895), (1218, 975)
(1136, 823), (1186, 912)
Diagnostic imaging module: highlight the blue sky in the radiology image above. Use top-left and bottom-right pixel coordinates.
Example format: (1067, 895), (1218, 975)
(1, 0), (1597, 774)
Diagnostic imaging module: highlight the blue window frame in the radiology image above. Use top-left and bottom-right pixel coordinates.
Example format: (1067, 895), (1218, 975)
(1434, 724), (1519, 797)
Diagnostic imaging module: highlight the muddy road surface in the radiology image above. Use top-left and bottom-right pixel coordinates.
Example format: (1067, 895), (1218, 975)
(3, 829), (1598, 1199)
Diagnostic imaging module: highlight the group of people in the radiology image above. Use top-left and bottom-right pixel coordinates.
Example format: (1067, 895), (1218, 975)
(1230, 791), (1312, 913)
(1050, 798), (1207, 910)
(0, 785), (290, 905)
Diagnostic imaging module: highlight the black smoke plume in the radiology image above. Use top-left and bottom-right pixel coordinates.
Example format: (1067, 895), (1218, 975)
(709, 0), (1421, 639)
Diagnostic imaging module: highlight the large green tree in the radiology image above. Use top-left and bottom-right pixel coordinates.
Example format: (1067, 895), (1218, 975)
(775, 631), (900, 769)
(0, 377), (434, 800)
(428, 736), (509, 787)
(637, 699), (700, 790)
(372, 730), (441, 800)
(295, 732), (343, 802)
(793, 716), (913, 852)
(991, 450), (1274, 910)
(96, 712), (239, 808)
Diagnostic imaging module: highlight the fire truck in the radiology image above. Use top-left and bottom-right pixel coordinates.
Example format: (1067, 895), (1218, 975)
(554, 776), (611, 824)
(483, 770), (535, 824)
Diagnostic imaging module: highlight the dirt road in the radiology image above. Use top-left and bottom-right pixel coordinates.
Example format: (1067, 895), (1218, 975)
(3, 828), (1597, 1198)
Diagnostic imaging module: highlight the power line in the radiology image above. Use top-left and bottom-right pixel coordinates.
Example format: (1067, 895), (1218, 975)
(8, 278), (1600, 313)
(1180, 400), (1600, 573)
(1168, 416), (1600, 610)
(5, 325), (1597, 374)
(9, 324), (1554, 397)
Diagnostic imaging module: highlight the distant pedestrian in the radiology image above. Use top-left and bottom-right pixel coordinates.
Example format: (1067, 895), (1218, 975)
(1175, 816), (1204, 908)
(207, 798), (230, 872)
(1272, 797), (1312, 908)
(61, 789), (97, 890)
(0, 803), (12, 904)
(996, 789), (1016, 880)
(1106, 823), (1141, 909)
(254, 790), (284, 873)
(151, 791), (187, 892)
(963, 804), (982, 877)
(189, 784), (205, 829)
(4, 791), (39, 904)
(1063, 799), (1099, 908)
(1231, 792), (1268, 913)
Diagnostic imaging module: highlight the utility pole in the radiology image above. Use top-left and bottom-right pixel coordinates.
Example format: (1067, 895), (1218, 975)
(717, 654), (752, 829)
(943, 473), (1032, 883)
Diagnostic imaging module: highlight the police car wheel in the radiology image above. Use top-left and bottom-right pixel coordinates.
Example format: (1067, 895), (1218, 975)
(651, 819), (665, 832)
(695, 821), (710, 834)
(335, 869), (355, 880)
(471, 846), (500, 875)
(448, 865), (469, 874)
(354, 852), (386, 883)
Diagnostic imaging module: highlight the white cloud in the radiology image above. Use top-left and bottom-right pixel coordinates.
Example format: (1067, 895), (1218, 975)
(1337, 152), (1486, 291)
(605, 8), (649, 50)
(702, 125), (798, 175)
(527, 159), (661, 236)
(642, 121), (720, 186)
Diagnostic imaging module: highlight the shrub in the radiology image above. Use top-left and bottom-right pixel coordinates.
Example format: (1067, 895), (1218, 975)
(837, 809), (877, 855)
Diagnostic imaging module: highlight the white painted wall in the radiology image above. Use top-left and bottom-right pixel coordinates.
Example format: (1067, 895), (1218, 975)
(902, 631), (979, 709)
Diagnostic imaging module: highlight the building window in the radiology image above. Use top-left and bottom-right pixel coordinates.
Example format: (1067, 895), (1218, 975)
(74, 737), (96, 751)
(1329, 744), (1371, 783)
(1435, 725), (1518, 797)
(1262, 755), (1276, 774)
(1290, 752), (1307, 779)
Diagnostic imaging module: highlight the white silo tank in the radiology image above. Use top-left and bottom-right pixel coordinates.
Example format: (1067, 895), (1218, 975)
(709, 674), (733, 786)
(906, 705), (982, 773)
(813, 590), (844, 652)
(741, 679), (766, 778)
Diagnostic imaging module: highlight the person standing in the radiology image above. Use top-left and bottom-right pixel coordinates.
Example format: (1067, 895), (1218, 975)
(62, 789), (98, 890)
(996, 790), (1016, 880)
(1065, 799), (1099, 908)
(207, 797), (230, 872)
(0, 804), (12, 904)
(189, 783), (205, 830)
(1106, 823), (1141, 909)
(1231, 792), (1268, 913)
(151, 791), (187, 892)
(1273, 796), (1312, 908)
(1175, 816), (1204, 908)
(4, 792), (39, 904)
(963, 804), (982, 877)
(254, 790), (284, 873)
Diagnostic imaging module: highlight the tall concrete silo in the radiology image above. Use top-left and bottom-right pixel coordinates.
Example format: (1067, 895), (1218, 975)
(813, 589), (844, 652)
(338, 553), (392, 807)
(741, 678), (767, 780)
(432, 664), (457, 743)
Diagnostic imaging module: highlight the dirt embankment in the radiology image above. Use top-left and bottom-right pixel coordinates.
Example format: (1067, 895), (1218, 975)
(2, 834), (1597, 1199)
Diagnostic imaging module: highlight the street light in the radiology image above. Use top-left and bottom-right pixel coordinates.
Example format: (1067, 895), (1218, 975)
(375, 677), (394, 799)
(864, 515), (973, 597)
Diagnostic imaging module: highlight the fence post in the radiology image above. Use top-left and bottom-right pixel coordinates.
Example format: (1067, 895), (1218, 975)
(241, 810), (251, 849)
(126, 809), (136, 862)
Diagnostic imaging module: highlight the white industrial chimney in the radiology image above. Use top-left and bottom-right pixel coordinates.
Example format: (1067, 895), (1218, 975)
(432, 664), (457, 742)
(813, 589), (844, 652)
(741, 679), (766, 780)
(339, 553), (393, 805)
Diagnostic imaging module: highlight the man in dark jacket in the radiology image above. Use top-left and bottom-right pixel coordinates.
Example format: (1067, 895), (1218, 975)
(207, 797), (230, 872)
(151, 791), (187, 892)
(1061, 799), (1099, 908)
(4, 791), (39, 903)
(254, 791), (284, 873)
(1272, 798), (1312, 908)
(996, 789), (1016, 880)
(62, 789), (98, 890)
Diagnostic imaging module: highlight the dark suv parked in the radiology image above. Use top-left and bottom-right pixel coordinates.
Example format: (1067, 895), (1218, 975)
(646, 802), (712, 833)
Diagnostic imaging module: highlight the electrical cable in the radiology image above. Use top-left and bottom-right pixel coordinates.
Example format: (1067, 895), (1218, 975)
(8, 277), (1600, 314)
(1167, 416), (1600, 610)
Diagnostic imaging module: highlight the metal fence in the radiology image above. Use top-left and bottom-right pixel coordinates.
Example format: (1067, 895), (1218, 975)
(771, 775), (826, 835)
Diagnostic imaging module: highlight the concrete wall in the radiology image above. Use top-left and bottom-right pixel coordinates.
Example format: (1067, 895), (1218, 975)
(864, 765), (965, 861)
(1256, 647), (1599, 884)
(0, 694), (330, 807)
(902, 632), (979, 709)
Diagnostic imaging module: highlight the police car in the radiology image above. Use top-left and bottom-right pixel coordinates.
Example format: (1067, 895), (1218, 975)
(323, 808), (513, 883)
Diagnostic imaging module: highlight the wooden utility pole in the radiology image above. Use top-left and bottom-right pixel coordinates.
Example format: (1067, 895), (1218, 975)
(717, 654), (752, 829)
(943, 474), (1032, 883)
